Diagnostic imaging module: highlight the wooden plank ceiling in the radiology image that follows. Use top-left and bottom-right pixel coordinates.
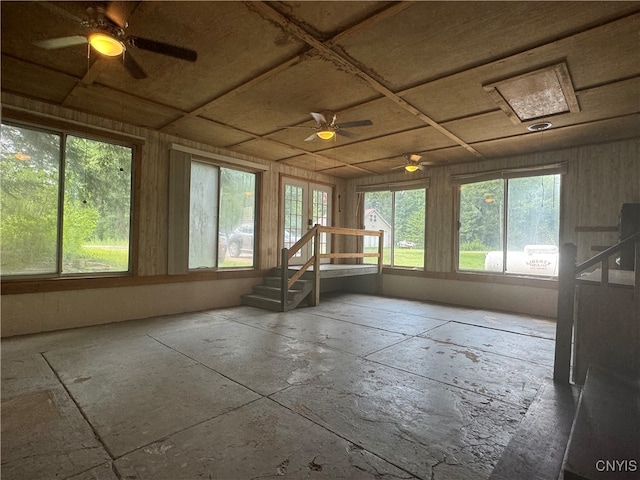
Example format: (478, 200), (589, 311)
(2, 1), (639, 178)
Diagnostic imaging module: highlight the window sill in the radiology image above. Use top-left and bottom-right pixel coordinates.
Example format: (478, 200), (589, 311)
(383, 268), (558, 289)
(1, 268), (267, 295)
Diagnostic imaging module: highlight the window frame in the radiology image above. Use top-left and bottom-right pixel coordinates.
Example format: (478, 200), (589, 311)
(454, 165), (564, 278)
(186, 156), (259, 272)
(360, 183), (428, 270)
(1, 118), (139, 280)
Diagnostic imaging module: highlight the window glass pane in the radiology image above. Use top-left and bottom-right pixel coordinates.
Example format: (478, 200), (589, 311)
(219, 168), (255, 268)
(364, 191), (392, 265)
(1, 124), (60, 275)
(189, 161), (219, 269)
(505, 175), (560, 276)
(458, 179), (504, 271)
(63, 136), (132, 273)
(393, 189), (425, 268)
(283, 184), (304, 257)
(312, 188), (330, 254)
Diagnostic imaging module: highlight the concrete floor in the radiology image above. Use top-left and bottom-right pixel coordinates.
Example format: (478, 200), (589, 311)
(1, 292), (556, 480)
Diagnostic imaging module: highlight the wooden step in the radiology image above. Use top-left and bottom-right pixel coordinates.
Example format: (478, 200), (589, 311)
(241, 294), (291, 311)
(489, 378), (579, 480)
(252, 284), (305, 301)
(563, 365), (640, 480)
(262, 276), (312, 290)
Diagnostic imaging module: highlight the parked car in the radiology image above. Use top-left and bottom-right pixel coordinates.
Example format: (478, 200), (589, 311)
(397, 240), (416, 248)
(227, 224), (254, 257)
(218, 232), (228, 260)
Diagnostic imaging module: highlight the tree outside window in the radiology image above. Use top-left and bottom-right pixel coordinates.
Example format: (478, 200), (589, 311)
(458, 174), (560, 276)
(1, 122), (133, 276)
(363, 188), (426, 268)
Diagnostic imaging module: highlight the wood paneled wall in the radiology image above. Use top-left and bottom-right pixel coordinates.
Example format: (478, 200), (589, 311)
(1, 93), (348, 276)
(2, 92), (638, 330)
(345, 138), (640, 271)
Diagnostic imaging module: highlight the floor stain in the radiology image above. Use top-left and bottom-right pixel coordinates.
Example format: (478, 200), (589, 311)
(276, 458), (289, 475)
(456, 349), (480, 363)
(308, 457), (322, 471)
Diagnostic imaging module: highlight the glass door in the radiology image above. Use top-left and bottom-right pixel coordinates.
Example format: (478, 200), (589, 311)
(282, 178), (332, 265)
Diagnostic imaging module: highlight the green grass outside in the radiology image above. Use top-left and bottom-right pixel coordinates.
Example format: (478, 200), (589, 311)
(458, 251), (487, 270)
(79, 244), (129, 271)
(364, 247), (488, 270)
(77, 245), (489, 272)
(220, 257), (253, 268)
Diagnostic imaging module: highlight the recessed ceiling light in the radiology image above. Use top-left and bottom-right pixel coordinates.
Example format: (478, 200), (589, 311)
(527, 122), (553, 132)
(483, 63), (579, 124)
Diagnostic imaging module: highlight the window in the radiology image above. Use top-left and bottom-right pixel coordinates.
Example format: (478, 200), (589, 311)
(458, 173), (561, 276)
(363, 188), (426, 268)
(1, 122), (133, 277)
(188, 160), (256, 269)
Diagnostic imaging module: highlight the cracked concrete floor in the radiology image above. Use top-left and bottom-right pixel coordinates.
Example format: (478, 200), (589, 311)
(1, 292), (555, 480)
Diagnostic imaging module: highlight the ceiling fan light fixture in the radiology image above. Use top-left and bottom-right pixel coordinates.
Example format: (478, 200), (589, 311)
(89, 33), (124, 56)
(404, 164), (420, 173)
(317, 129), (335, 140)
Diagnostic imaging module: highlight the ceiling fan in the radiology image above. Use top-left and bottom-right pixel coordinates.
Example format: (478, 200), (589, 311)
(283, 112), (373, 142)
(391, 153), (434, 173)
(34, 2), (197, 79)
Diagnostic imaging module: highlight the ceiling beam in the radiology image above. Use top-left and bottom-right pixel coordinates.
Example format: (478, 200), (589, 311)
(249, 1), (485, 161)
(158, 1), (413, 133)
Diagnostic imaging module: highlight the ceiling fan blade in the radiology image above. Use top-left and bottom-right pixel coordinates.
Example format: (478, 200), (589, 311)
(336, 119), (373, 129)
(35, 35), (88, 50)
(279, 125), (318, 130)
(336, 129), (358, 139)
(127, 36), (197, 62)
(37, 1), (85, 24)
(105, 1), (134, 29)
(123, 51), (147, 79)
(310, 112), (327, 125)
(304, 133), (318, 142)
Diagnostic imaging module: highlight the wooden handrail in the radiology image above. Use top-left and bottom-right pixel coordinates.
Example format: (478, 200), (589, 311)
(287, 225), (319, 261)
(554, 231), (640, 383)
(279, 225), (384, 311)
(575, 231), (640, 273)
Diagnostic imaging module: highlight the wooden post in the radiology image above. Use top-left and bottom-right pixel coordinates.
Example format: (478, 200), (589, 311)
(554, 243), (577, 383)
(312, 225), (321, 306)
(377, 230), (384, 294)
(281, 248), (288, 312)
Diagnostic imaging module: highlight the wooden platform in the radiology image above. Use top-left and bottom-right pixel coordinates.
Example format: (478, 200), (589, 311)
(287, 264), (379, 279)
(243, 264), (381, 311)
(577, 268), (635, 287)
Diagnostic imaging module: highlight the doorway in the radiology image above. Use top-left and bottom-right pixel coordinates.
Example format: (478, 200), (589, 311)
(282, 178), (332, 265)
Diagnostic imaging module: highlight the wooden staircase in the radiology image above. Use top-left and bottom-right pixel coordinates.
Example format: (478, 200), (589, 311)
(242, 224), (384, 312)
(491, 232), (640, 480)
(241, 269), (313, 312)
